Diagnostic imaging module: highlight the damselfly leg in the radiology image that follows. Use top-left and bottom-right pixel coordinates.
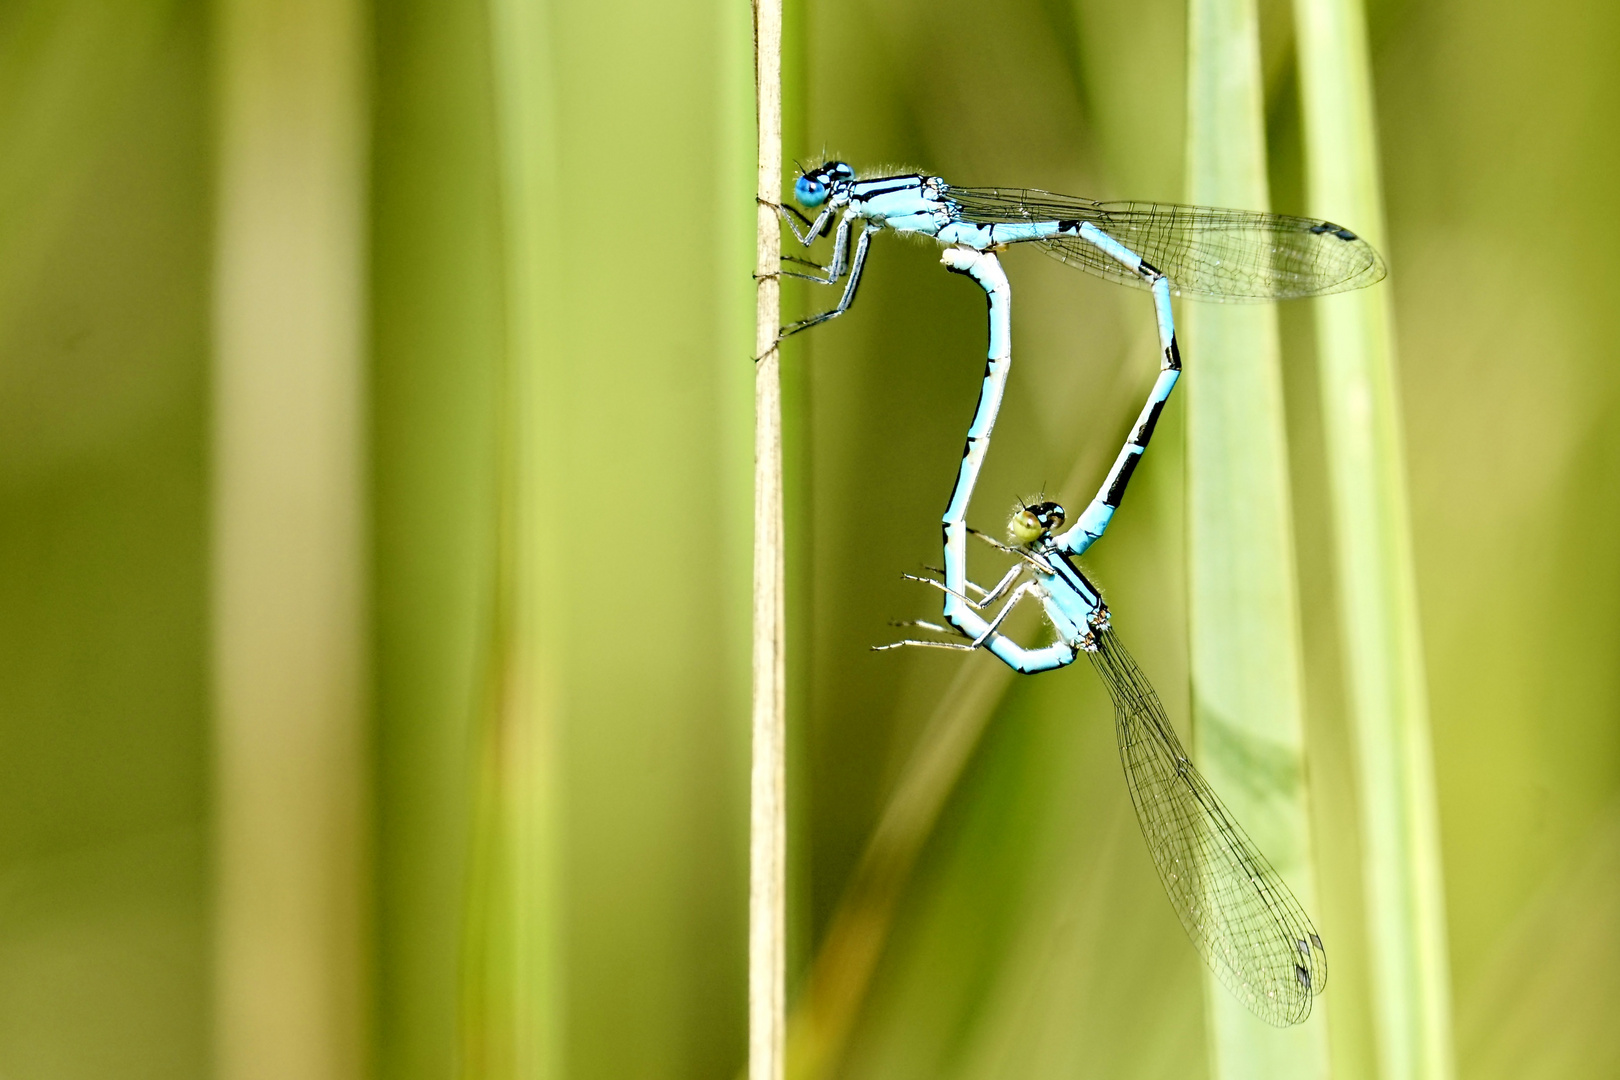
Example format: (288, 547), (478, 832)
(903, 562), (1025, 608)
(773, 204), (849, 285)
(889, 570), (1048, 649)
(762, 195), (834, 245)
(780, 220), (879, 337)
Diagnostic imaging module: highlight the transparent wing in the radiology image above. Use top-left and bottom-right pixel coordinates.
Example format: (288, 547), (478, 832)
(1088, 629), (1327, 1026)
(945, 185), (1385, 301)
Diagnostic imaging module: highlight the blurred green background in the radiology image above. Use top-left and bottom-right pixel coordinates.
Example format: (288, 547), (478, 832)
(0, 0), (1616, 1076)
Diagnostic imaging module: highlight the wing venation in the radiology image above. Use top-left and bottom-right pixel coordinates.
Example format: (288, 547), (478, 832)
(1088, 629), (1327, 1026)
(945, 185), (1385, 301)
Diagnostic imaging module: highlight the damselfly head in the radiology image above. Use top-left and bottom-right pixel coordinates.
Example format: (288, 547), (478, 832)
(794, 161), (856, 208)
(1009, 501), (1064, 544)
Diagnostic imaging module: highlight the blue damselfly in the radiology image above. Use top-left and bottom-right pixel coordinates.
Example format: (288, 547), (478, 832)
(776, 163), (1385, 1025)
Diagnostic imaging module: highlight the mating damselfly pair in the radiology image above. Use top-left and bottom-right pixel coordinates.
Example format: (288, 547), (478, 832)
(772, 160), (1384, 1026)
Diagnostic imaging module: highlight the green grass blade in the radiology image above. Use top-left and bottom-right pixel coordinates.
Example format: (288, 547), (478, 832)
(1185, 0), (1329, 1074)
(370, 0), (507, 1073)
(783, 654), (1014, 1080)
(1290, 1), (1456, 1078)
(477, 0), (756, 1076)
(480, 0), (564, 1074)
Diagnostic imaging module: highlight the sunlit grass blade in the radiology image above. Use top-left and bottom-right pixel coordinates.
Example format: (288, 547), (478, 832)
(1185, 0), (1329, 1072)
(476, 1), (757, 1076)
(211, 0), (369, 1073)
(784, 659), (1013, 1080)
(1291, 1), (1456, 1077)
(477, 0), (564, 1075)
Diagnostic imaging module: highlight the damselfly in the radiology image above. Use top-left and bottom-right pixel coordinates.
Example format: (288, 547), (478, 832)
(881, 492), (1328, 1026)
(768, 164), (1386, 1024)
(773, 159), (1384, 338)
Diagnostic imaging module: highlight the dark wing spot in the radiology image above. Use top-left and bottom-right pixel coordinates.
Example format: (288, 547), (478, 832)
(1310, 221), (1360, 242)
(1296, 964), (1312, 992)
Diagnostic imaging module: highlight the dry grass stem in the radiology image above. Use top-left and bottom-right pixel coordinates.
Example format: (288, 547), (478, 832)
(751, 0), (786, 1078)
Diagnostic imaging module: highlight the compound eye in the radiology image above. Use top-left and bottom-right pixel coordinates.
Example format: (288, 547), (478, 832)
(1008, 509), (1046, 544)
(795, 175), (828, 208)
(1009, 501), (1066, 543)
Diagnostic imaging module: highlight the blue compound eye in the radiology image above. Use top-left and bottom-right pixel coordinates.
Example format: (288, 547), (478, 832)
(795, 175), (828, 208)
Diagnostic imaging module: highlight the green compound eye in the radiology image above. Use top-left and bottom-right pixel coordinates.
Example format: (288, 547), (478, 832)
(1009, 501), (1065, 543)
(1008, 509), (1045, 544)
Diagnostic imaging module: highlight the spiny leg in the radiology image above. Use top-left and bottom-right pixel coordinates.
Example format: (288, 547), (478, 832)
(780, 221), (878, 337)
(967, 580), (1045, 647)
(968, 527), (1057, 575)
(779, 253), (834, 279)
(889, 618), (961, 636)
(967, 527), (1021, 555)
(873, 637), (981, 654)
(881, 579), (1080, 673)
(874, 607), (1076, 671)
(761, 197), (835, 246)
(873, 614), (973, 652)
(906, 562), (1025, 610)
(909, 572), (1049, 650)
(1052, 223), (1182, 557)
(911, 566), (989, 599)
(778, 211), (854, 287)
(903, 563), (1026, 616)
(971, 563), (1026, 607)
(758, 201), (845, 284)
(778, 201), (816, 233)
